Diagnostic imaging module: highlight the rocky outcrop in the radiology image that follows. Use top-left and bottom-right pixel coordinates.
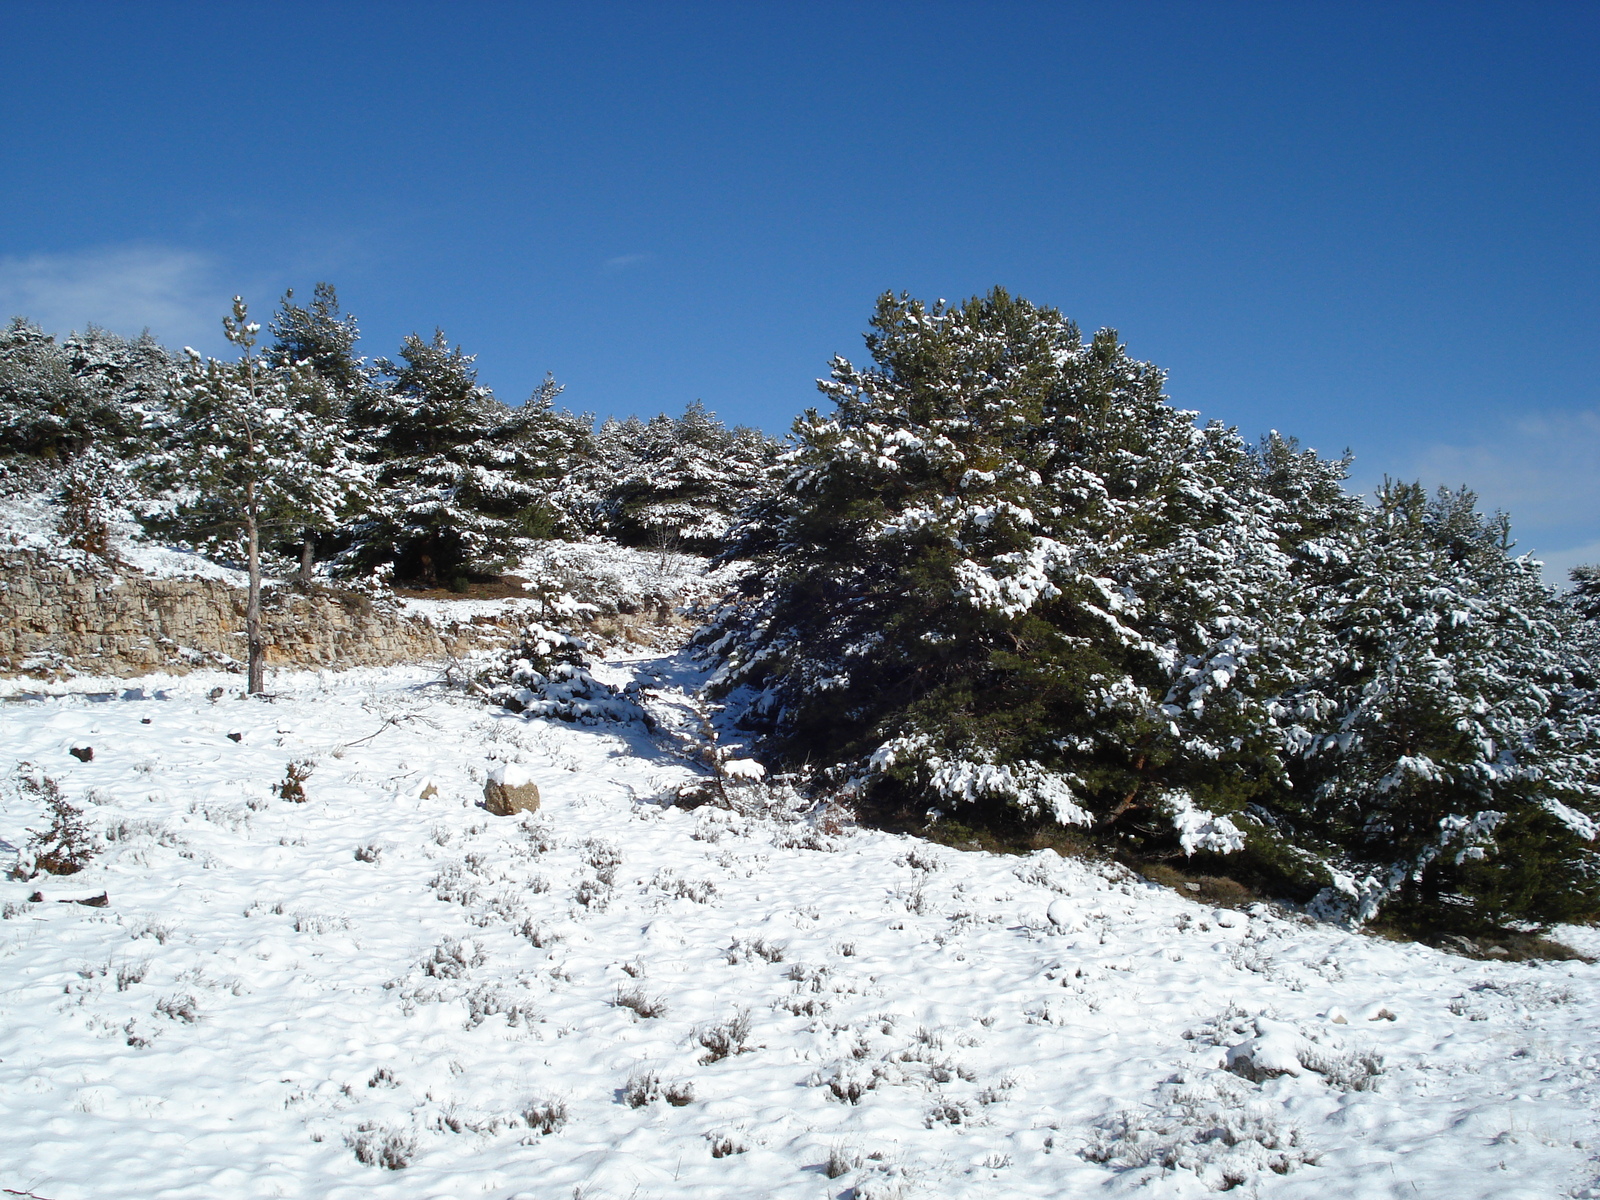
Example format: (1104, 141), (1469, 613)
(0, 549), (527, 679)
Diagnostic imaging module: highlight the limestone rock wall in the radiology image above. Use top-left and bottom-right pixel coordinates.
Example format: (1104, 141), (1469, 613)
(0, 550), (521, 678)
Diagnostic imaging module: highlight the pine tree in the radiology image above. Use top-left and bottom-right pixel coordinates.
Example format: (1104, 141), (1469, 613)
(711, 290), (1304, 848)
(344, 331), (573, 584)
(267, 282), (370, 406)
(1284, 485), (1600, 929)
(266, 284), (373, 576)
(146, 298), (365, 692)
(702, 288), (1599, 933)
(597, 401), (777, 551)
(0, 318), (168, 462)
(1571, 565), (1600, 622)
(498, 376), (595, 541)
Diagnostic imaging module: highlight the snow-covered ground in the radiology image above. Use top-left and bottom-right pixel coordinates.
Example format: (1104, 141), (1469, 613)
(0, 486), (253, 584)
(2, 646), (1599, 1200)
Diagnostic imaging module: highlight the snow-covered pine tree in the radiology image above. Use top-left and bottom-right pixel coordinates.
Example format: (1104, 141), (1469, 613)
(707, 289), (1309, 859)
(146, 298), (365, 692)
(589, 402), (778, 551)
(344, 331), (573, 585)
(0, 318), (169, 463)
(498, 376), (596, 541)
(702, 288), (1598, 933)
(267, 283), (370, 408)
(1284, 483), (1600, 930)
(1571, 565), (1600, 623)
(266, 284), (375, 577)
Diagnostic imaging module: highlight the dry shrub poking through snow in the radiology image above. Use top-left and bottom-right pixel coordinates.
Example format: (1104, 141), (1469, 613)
(421, 937), (485, 980)
(154, 993), (199, 1023)
(523, 1097), (567, 1135)
(623, 1068), (661, 1107)
(1082, 1072), (1317, 1189)
(823, 1063), (882, 1105)
(697, 1009), (753, 1063)
(582, 838), (621, 881)
(277, 760), (314, 803)
(664, 1079), (696, 1106)
(925, 1096), (977, 1127)
(521, 813), (557, 854)
(899, 845), (942, 872)
(464, 984), (537, 1029)
(825, 1143), (863, 1179)
(850, 1158), (908, 1200)
(16, 769), (95, 877)
(726, 936), (786, 965)
(671, 876), (718, 904)
(520, 919), (562, 948)
(614, 986), (668, 1019)
(347, 1122), (416, 1170)
(706, 1128), (750, 1157)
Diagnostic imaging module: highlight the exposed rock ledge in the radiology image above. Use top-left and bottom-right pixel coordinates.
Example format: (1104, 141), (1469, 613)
(0, 549), (527, 679)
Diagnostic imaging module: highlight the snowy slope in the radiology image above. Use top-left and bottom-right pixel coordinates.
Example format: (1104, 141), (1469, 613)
(2, 649), (1599, 1200)
(0, 487), (253, 585)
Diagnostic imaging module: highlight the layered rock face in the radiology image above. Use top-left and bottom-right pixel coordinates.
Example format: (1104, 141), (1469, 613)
(0, 550), (521, 678)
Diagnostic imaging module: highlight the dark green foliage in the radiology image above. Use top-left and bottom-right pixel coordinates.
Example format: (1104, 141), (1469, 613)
(343, 332), (584, 583)
(54, 446), (131, 557)
(586, 402), (778, 551)
(705, 287), (1600, 934)
(1572, 565), (1600, 622)
(1284, 482), (1600, 928)
(268, 283), (370, 408)
(0, 318), (168, 461)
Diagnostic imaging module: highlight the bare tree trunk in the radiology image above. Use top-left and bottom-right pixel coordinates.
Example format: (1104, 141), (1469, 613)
(246, 490), (264, 695)
(299, 532), (315, 583)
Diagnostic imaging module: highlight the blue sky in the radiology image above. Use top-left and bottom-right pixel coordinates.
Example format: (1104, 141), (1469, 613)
(2, 2), (1597, 579)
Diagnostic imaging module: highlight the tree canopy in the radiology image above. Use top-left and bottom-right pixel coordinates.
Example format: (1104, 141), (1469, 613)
(703, 288), (1600, 932)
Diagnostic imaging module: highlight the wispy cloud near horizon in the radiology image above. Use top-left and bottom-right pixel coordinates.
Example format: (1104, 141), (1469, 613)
(0, 244), (232, 351)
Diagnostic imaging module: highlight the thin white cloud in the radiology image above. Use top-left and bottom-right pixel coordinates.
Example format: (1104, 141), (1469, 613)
(1390, 408), (1600, 588)
(602, 252), (655, 274)
(0, 244), (230, 350)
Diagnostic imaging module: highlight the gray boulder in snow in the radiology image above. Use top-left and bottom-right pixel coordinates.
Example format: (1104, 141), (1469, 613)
(483, 763), (541, 816)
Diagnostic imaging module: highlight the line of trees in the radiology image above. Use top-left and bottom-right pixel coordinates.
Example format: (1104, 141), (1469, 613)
(5, 283), (1598, 935)
(1, 284), (780, 597)
(701, 288), (1600, 935)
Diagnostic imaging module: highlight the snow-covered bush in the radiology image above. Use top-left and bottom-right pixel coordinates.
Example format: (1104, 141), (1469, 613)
(522, 1097), (567, 1135)
(696, 1009), (753, 1062)
(479, 621), (647, 725)
(575, 402), (779, 551)
(0, 317), (170, 463)
(15, 769), (95, 878)
(346, 1122), (415, 1170)
(1083, 1072), (1318, 1191)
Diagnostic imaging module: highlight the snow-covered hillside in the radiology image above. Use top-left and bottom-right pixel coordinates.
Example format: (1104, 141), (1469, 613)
(2, 644), (1599, 1199)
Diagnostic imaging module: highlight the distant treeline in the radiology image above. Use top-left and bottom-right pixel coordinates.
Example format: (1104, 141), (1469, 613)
(0, 283), (778, 586)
